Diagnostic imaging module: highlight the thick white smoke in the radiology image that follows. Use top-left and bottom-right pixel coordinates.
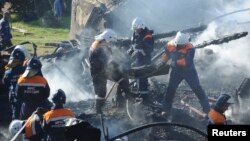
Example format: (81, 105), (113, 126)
(42, 56), (94, 102)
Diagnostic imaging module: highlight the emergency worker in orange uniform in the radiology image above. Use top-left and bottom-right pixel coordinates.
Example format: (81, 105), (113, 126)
(43, 89), (74, 141)
(161, 31), (210, 115)
(16, 57), (52, 120)
(208, 94), (234, 124)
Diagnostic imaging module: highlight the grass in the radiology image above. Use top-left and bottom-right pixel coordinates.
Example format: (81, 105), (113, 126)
(11, 15), (71, 56)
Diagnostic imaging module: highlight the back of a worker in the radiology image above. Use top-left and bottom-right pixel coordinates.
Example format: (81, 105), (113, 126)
(43, 89), (74, 141)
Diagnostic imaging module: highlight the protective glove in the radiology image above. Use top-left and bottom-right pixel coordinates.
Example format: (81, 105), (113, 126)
(131, 49), (146, 58)
(127, 46), (134, 56)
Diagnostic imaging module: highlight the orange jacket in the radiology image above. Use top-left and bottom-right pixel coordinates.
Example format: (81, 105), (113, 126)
(162, 41), (193, 67)
(43, 108), (74, 134)
(17, 75), (50, 102)
(208, 109), (226, 124)
(24, 114), (44, 139)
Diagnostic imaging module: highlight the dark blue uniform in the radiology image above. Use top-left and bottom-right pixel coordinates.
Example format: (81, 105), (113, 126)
(89, 40), (131, 112)
(54, 0), (63, 18)
(16, 74), (51, 120)
(162, 41), (210, 114)
(0, 16), (12, 49)
(3, 65), (25, 119)
(131, 27), (154, 96)
(89, 41), (110, 99)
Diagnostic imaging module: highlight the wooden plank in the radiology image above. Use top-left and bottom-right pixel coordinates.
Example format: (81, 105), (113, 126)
(12, 27), (32, 35)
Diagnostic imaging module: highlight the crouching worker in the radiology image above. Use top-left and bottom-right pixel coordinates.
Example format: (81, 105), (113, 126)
(208, 94), (234, 125)
(8, 107), (48, 141)
(64, 117), (101, 141)
(43, 89), (75, 141)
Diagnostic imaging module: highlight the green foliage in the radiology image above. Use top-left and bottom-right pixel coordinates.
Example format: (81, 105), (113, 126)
(7, 0), (72, 17)
(11, 16), (70, 55)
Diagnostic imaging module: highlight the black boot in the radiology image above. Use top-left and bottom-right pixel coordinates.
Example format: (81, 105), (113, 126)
(95, 99), (105, 114)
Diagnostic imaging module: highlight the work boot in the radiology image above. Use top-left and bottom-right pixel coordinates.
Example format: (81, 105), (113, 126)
(115, 92), (126, 108)
(160, 100), (172, 121)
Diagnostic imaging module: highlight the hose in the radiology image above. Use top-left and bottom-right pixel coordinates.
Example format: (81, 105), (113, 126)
(108, 122), (207, 141)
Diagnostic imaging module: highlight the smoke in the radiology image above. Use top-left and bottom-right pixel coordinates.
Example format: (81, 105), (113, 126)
(109, 0), (229, 36)
(106, 0), (250, 126)
(194, 16), (250, 89)
(109, 0), (250, 87)
(42, 54), (94, 102)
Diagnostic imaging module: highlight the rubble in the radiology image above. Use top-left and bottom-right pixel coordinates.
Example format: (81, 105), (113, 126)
(1, 1), (250, 141)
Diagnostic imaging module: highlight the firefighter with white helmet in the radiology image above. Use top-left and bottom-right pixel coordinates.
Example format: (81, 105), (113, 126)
(94, 28), (117, 43)
(131, 17), (145, 31)
(127, 17), (154, 103)
(9, 107), (48, 141)
(161, 31), (210, 116)
(89, 29), (132, 113)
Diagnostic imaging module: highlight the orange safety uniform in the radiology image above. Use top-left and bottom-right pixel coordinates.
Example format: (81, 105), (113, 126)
(43, 108), (74, 141)
(208, 109), (226, 124)
(17, 75), (51, 120)
(162, 40), (210, 114)
(23, 114), (45, 141)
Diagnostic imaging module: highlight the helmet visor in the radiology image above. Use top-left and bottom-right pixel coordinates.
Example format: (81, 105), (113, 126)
(6, 59), (20, 68)
(22, 69), (39, 77)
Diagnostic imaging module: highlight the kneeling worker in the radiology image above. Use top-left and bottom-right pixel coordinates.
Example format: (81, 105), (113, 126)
(9, 108), (48, 141)
(208, 94), (234, 125)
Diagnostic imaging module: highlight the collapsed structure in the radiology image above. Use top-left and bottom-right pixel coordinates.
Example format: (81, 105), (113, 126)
(1, 0), (250, 140)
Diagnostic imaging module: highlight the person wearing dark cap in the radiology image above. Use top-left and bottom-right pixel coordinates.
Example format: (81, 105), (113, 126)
(208, 94), (234, 125)
(2, 49), (26, 119)
(43, 89), (75, 141)
(16, 57), (52, 120)
(0, 11), (12, 49)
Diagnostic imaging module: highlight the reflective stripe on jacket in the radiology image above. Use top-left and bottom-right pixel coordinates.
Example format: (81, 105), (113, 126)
(43, 108), (74, 134)
(25, 114), (44, 139)
(17, 75), (50, 102)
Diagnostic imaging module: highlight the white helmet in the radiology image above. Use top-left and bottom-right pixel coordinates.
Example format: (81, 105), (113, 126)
(9, 120), (23, 135)
(131, 17), (145, 31)
(15, 45), (31, 59)
(95, 29), (117, 43)
(174, 31), (190, 45)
